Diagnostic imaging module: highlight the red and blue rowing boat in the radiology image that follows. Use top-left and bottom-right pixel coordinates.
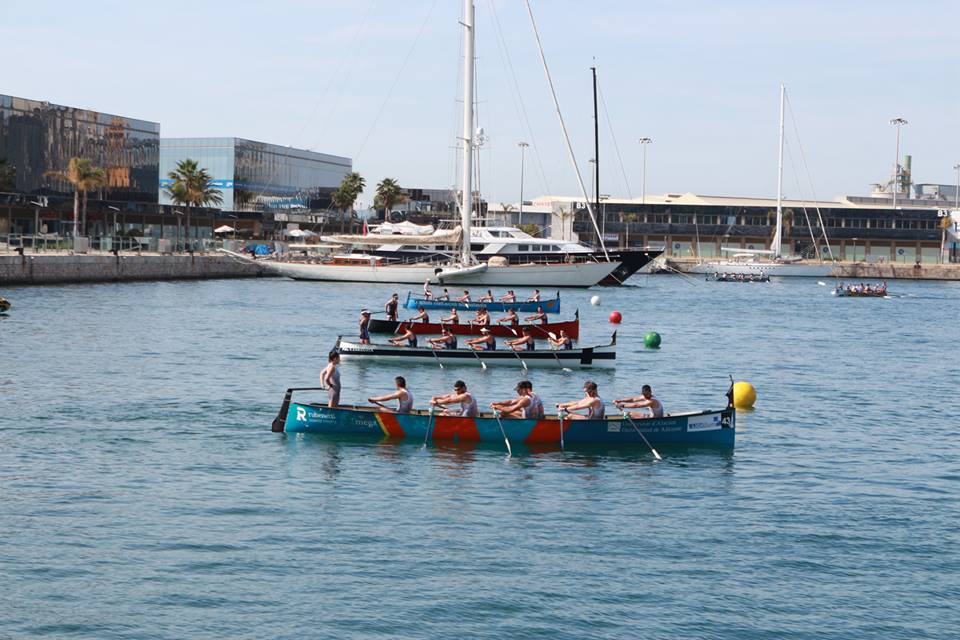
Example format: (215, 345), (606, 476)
(368, 312), (580, 339)
(271, 388), (735, 448)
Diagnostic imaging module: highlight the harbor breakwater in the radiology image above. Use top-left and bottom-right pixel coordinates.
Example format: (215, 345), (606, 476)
(0, 253), (268, 285)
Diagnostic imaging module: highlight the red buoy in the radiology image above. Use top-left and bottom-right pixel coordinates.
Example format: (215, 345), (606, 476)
(609, 310), (622, 324)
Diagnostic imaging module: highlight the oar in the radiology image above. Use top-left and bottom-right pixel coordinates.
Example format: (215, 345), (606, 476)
(551, 347), (572, 372)
(422, 406), (435, 449)
(370, 399), (389, 410)
(621, 411), (662, 461)
(558, 409), (565, 451)
(492, 410), (513, 457)
(430, 347), (444, 370)
(509, 347), (529, 371)
(470, 347), (488, 370)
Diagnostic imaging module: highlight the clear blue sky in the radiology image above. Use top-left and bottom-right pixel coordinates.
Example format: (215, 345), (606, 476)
(3, 0), (958, 204)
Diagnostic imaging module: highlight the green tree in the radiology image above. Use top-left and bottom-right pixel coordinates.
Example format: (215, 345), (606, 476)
(0, 158), (16, 191)
(331, 172), (365, 228)
(45, 157), (106, 236)
(165, 159), (223, 249)
(374, 178), (403, 219)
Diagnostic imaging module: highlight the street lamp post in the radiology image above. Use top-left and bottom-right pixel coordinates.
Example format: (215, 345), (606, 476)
(107, 206), (120, 251)
(953, 163), (960, 212)
(518, 141), (529, 227)
(29, 200), (43, 252)
(889, 118), (908, 209)
(638, 137), (652, 205)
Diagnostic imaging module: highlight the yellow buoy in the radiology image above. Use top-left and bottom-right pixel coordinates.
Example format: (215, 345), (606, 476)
(733, 381), (757, 409)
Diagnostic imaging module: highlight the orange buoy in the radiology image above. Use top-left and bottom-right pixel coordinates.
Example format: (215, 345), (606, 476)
(609, 310), (622, 323)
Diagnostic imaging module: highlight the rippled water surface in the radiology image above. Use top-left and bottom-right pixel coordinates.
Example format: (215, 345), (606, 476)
(2, 276), (959, 639)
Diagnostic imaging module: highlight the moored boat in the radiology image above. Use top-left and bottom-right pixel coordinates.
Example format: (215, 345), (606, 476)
(833, 284), (888, 297)
(334, 332), (617, 368)
(403, 291), (560, 313)
(369, 313), (579, 339)
(270, 389), (735, 448)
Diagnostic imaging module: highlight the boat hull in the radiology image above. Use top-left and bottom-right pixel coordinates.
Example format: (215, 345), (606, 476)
(687, 261), (836, 277)
(259, 260), (618, 287)
(276, 401), (735, 448)
(403, 292), (560, 313)
(336, 339), (616, 368)
(368, 316), (579, 339)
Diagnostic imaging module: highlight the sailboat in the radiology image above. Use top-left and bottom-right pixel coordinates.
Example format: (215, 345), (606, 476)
(231, 1), (621, 288)
(688, 85), (836, 278)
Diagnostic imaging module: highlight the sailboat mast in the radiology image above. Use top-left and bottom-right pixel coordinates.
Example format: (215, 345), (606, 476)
(774, 83), (785, 258)
(460, 0), (475, 265)
(592, 66), (600, 237)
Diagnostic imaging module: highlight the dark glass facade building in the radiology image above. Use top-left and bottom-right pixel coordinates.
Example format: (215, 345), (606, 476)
(0, 93), (159, 202)
(159, 138), (351, 212)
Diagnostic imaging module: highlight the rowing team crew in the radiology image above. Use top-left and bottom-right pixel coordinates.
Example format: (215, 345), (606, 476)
(423, 283), (540, 304)
(713, 272), (769, 282)
(360, 376), (664, 420)
(359, 307), (555, 347)
(837, 282), (887, 294)
(385, 325), (572, 352)
(380, 292), (546, 324)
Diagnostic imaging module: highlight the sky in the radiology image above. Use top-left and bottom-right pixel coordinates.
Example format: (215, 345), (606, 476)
(3, 0), (958, 205)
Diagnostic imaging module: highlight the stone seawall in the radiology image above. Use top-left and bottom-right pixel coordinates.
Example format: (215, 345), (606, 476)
(0, 254), (269, 285)
(664, 258), (960, 281)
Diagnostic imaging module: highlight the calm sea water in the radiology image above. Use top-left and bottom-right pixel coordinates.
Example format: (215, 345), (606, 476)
(2, 275), (959, 639)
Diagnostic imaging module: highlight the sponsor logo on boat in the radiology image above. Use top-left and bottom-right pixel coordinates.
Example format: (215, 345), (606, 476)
(686, 414), (722, 432)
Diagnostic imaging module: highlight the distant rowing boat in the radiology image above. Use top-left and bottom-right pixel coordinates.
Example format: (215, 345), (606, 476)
(271, 389), (736, 448)
(833, 286), (888, 298)
(334, 332), (616, 368)
(368, 313), (579, 339)
(403, 291), (560, 313)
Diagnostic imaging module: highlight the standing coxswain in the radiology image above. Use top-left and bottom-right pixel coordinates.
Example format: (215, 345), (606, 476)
(359, 309), (372, 344)
(384, 293), (400, 321)
(368, 376), (415, 414)
(319, 352), (341, 408)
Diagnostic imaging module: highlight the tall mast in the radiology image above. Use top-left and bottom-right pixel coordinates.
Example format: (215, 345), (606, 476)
(774, 83), (785, 258)
(592, 66), (600, 238)
(460, 0), (475, 265)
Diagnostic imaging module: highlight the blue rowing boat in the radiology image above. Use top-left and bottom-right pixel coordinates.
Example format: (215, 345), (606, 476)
(403, 291), (560, 313)
(271, 388), (735, 449)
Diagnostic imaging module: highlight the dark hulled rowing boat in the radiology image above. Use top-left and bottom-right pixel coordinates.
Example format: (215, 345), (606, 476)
(334, 332), (616, 368)
(271, 388), (735, 448)
(368, 313), (579, 339)
(403, 291), (560, 313)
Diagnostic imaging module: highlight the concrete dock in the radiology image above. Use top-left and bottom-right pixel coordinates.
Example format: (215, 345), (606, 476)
(664, 258), (960, 281)
(0, 252), (269, 285)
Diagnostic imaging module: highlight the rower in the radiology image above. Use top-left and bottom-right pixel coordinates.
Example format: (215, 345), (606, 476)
(526, 289), (541, 302)
(430, 380), (478, 417)
(479, 289), (494, 303)
(496, 308), (519, 326)
(614, 384), (664, 419)
(465, 327), (496, 351)
(470, 307), (490, 326)
(506, 326), (535, 351)
(423, 279), (433, 299)
(556, 381), (604, 420)
(457, 289), (471, 302)
(428, 328), (457, 350)
(499, 290), (516, 302)
(368, 376), (414, 414)
(549, 329), (573, 350)
(409, 305), (430, 323)
(524, 305), (548, 325)
(388, 323), (418, 347)
(437, 288), (450, 301)
(384, 292), (399, 321)
(490, 380), (544, 419)
(319, 351), (341, 408)
(359, 309), (372, 345)
(440, 308), (459, 324)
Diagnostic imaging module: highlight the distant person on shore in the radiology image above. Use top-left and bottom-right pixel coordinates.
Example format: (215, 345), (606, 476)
(506, 327), (535, 351)
(359, 309), (371, 344)
(320, 352), (341, 407)
(556, 381), (604, 420)
(496, 308), (519, 326)
(479, 289), (494, 303)
(440, 308), (459, 325)
(526, 289), (541, 302)
(409, 305), (430, 323)
(388, 323), (418, 347)
(428, 328), (457, 350)
(525, 306), (548, 325)
(490, 380), (543, 419)
(614, 384), (664, 419)
(549, 329), (573, 350)
(384, 293), (399, 321)
(465, 328), (496, 351)
(368, 376), (414, 414)
(430, 380), (477, 417)
(499, 290), (516, 302)
(457, 290), (471, 302)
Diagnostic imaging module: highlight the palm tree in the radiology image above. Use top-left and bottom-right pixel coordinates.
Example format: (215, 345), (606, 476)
(374, 178), (403, 219)
(330, 172), (365, 229)
(165, 159), (223, 250)
(939, 213), (953, 263)
(45, 157), (106, 236)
